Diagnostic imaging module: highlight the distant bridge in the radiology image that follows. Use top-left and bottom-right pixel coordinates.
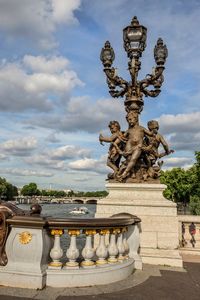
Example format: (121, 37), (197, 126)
(16, 197), (102, 205)
(50, 197), (101, 204)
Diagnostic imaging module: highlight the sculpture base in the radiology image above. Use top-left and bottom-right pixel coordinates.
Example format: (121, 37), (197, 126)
(95, 183), (183, 268)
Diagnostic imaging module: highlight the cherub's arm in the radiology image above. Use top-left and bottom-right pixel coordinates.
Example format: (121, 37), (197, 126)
(143, 127), (154, 137)
(111, 140), (123, 155)
(111, 132), (128, 155)
(99, 133), (118, 143)
(123, 130), (129, 138)
(157, 134), (170, 154)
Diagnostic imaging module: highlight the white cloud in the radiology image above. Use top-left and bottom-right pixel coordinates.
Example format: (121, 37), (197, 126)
(159, 112), (200, 134)
(73, 176), (91, 182)
(158, 112), (200, 152)
(68, 156), (107, 174)
(25, 71), (80, 94)
(52, 0), (81, 24)
(25, 144), (92, 170)
(0, 153), (7, 160)
(0, 137), (37, 156)
(0, 0), (81, 49)
(51, 145), (91, 159)
(25, 156), (65, 170)
(23, 55), (69, 74)
(27, 96), (125, 133)
(1, 168), (53, 177)
(0, 55), (83, 112)
(163, 157), (194, 168)
(45, 132), (60, 143)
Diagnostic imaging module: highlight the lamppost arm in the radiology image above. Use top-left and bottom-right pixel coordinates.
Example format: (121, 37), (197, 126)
(104, 68), (128, 98)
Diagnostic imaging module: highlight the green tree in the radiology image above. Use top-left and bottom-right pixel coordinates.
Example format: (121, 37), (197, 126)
(5, 183), (18, 200)
(55, 190), (66, 198)
(21, 183), (40, 196)
(0, 177), (18, 200)
(67, 190), (74, 197)
(73, 190), (108, 197)
(41, 189), (48, 196)
(0, 177), (7, 199)
(160, 168), (193, 204)
(161, 151), (200, 214)
(189, 195), (200, 215)
(189, 151), (200, 197)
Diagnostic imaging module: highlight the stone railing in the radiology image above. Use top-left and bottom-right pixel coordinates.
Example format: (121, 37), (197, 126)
(0, 213), (141, 289)
(178, 215), (200, 255)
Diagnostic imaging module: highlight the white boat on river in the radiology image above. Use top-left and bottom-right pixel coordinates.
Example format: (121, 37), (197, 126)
(69, 206), (89, 215)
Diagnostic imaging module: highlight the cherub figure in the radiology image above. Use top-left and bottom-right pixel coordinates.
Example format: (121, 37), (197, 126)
(117, 112), (154, 181)
(99, 121), (126, 178)
(142, 120), (174, 179)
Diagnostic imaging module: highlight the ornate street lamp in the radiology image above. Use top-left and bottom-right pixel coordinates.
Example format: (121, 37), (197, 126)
(99, 17), (172, 183)
(100, 16), (168, 115)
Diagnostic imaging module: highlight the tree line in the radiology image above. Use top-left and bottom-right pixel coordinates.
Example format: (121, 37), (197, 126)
(20, 183), (108, 198)
(0, 180), (108, 200)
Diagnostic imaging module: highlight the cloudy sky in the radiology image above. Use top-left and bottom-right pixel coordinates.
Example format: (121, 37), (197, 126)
(0, 0), (199, 191)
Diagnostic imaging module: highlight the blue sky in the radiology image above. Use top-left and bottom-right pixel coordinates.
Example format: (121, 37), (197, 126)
(0, 0), (199, 191)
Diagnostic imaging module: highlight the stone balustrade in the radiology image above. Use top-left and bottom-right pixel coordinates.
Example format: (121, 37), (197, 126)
(0, 213), (141, 289)
(178, 215), (200, 255)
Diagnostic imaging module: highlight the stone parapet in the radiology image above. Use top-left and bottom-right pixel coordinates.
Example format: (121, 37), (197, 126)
(0, 214), (141, 289)
(95, 183), (183, 268)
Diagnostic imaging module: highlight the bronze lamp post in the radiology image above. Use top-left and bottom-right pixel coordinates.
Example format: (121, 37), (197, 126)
(99, 17), (171, 183)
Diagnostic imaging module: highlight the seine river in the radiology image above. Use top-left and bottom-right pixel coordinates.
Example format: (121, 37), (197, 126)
(18, 203), (96, 218)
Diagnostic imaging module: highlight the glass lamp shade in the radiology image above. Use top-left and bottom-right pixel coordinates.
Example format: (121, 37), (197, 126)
(123, 16), (147, 58)
(100, 41), (115, 68)
(154, 38), (168, 66)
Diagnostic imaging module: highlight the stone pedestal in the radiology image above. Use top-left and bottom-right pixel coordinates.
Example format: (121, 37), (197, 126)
(0, 226), (52, 289)
(95, 183), (183, 268)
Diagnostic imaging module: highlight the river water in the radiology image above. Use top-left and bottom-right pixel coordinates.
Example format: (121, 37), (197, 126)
(18, 203), (96, 218)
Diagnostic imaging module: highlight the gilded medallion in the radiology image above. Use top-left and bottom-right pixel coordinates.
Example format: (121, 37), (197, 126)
(19, 231), (32, 244)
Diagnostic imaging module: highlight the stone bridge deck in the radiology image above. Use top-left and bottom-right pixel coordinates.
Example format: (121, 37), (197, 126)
(0, 256), (199, 300)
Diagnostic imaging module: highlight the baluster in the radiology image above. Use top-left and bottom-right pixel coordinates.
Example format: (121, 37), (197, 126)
(122, 227), (129, 259)
(66, 229), (80, 268)
(108, 228), (119, 263)
(81, 229), (96, 268)
(117, 228), (126, 261)
(96, 229), (109, 266)
(49, 229), (64, 269)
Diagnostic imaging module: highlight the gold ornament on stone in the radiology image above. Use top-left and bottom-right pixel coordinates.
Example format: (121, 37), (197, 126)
(68, 229), (80, 236)
(81, 260), (95, 267)
(112, 228), (121, 234)
(19, 231), (32, 244)
(51, 229), (64, 236)
(83, 229), (96, 235)
(98, 229), (110, 235)
(48, 261), (62, 267)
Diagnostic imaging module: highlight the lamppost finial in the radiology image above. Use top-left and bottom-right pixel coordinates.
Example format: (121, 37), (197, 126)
(131, 16), (139, 25)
